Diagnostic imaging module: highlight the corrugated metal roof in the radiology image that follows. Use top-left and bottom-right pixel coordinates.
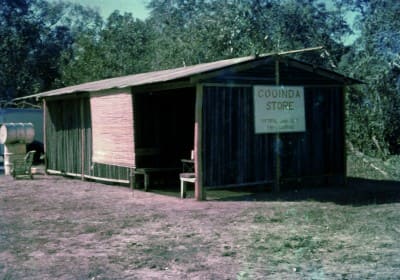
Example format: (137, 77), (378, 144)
(23, 56), (255, 99)
(18, 51), (360, 100)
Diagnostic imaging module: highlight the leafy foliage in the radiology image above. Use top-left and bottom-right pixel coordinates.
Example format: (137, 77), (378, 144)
(0, 0), (100, 99)
(59, 11), (153, 86)
(339, 0), (400, 155)
(146, 0), (351, 68)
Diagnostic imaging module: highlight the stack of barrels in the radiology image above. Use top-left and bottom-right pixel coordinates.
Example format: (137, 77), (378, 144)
(0, 123), (35, 175)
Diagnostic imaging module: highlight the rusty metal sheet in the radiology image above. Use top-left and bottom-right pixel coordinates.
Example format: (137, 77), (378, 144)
(18, 53), (361, 100)
(31, 56), (255, 99)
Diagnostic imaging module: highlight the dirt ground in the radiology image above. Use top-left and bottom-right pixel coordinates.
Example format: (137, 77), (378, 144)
(1, 174), (400, 279)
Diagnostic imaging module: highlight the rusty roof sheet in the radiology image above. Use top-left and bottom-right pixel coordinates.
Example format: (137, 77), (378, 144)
(18, 50), (361, 100)
(25, 56), (255, 99)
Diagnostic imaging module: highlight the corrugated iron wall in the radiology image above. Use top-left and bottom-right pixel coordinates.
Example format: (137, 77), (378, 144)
(279, 87), (345, 181)
(45, 98), (130, 183)
(202, 85), (345, 188)
(202, 86), (275, 187)
(91, 163), (130, 182)
(46, 98), (84, 175)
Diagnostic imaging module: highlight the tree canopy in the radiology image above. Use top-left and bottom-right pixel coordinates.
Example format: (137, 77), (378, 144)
(339, 0), (400, 155)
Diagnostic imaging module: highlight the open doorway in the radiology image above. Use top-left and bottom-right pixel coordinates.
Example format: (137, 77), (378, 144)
(133, 87), (196, 188)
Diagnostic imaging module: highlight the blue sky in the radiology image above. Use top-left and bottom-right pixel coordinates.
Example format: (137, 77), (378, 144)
(47, 0), (150, 19)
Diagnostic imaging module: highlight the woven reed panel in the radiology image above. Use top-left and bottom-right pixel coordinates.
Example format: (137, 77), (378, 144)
(90, 92), (135, 168)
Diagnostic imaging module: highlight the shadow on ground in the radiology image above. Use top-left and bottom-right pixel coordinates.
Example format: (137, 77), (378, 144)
(203, 177), (400, 205)
(16, 173), (398, 206)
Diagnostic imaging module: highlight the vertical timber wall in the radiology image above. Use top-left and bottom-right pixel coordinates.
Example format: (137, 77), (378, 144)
(201, 85), (345, 188)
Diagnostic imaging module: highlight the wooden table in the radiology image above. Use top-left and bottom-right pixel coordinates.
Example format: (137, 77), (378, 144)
(132, 167), (180, 192)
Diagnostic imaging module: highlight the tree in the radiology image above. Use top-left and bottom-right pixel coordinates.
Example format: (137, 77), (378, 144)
(59, 11), (154, 85)
(146, 0), (352, 69)
(0, 0), (44, 99)
(339, 0), (400, 155)
(0, 0), (99, 100)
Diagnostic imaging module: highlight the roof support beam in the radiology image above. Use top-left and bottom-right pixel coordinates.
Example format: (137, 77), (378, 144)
(131, 81), (194, 94)
(286, 59), (353, 85)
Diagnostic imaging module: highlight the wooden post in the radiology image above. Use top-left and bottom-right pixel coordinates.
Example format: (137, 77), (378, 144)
(42, 99), (48, 174)
(80, 99), (85, 180)
(274, 57), (281, 192)
(342, 86), (347, 186)
(130, 168), (135, 196)
(194, 84), (206, 200)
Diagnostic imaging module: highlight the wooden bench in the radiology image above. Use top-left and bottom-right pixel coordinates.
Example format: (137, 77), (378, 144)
(132, 167), (180, 191)
(180, 173), (196, 199)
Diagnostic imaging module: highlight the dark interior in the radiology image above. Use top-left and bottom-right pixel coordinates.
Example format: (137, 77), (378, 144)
(133, 88), (196, 169)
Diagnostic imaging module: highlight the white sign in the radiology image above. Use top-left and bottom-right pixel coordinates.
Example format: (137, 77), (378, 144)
(254, 85), (306, 134)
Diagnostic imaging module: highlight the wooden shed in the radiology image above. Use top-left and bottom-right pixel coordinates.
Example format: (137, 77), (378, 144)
(25, 51), (359, 200)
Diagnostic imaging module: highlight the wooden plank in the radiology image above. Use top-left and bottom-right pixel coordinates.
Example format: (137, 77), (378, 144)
(80, 99), (85, 180)
(44, 92), (90, 102)
(274, 58), (281, 193)
(342, 86), (347, 186)
(43, 99), (47, 173)
(275, 46), (324, 56)
(194, 84), (205, 200)
(83, 98), (93, 176)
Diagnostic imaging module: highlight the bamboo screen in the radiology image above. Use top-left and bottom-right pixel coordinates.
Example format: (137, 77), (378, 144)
(90, 91), (135, 168)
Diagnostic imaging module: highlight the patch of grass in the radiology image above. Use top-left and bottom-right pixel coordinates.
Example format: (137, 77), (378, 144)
(239, 202), (400, 277)
(123, 235), (205, 271)
(221, 250), (237, 257)
(83, 225), (98, 233)
(253, 214), (268, 223)
(268, 216), (284, 223)
(247, 231), (329, 265)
